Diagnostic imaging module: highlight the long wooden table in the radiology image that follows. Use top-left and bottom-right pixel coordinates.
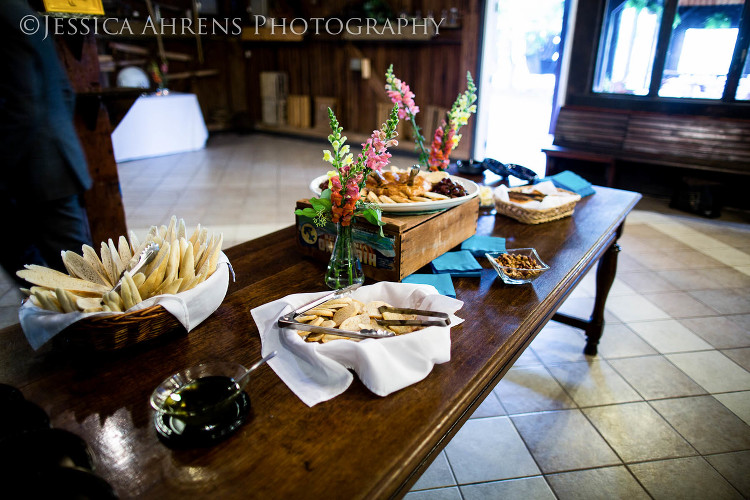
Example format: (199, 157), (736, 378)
(0, 186), (640, 499)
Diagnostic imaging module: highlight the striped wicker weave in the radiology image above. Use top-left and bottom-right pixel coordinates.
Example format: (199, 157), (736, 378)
(495, 187), (580, 224)
(57, 305), (184, 352)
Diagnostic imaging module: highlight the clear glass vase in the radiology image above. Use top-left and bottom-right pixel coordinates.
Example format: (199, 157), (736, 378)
(324, 222), (364, 290)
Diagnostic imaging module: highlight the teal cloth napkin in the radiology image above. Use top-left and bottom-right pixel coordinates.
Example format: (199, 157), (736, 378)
(402, 274), (456, 298)
(544, 170), (596, 197)
(461, 235), (507, 258)
(431, 250), (483, 277)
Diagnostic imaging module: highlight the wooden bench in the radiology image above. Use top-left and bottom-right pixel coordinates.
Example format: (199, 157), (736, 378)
(544, 106), (750, 186)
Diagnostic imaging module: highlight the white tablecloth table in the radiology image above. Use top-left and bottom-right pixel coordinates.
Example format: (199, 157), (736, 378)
(111, 92), (208, 162)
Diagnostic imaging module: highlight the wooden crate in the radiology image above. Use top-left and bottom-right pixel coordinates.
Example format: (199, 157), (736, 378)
(295, 198), (479, 282)
(260, 72), (288, 99)
(261, 97), (286, 126)
(287, 95), (311, 128)
(314, 96), (338, 130)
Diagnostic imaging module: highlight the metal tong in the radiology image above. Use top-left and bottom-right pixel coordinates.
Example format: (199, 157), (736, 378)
(277, 284), (395, 340)
(375, 306), (451, 328)
(276, 285), (451, 340)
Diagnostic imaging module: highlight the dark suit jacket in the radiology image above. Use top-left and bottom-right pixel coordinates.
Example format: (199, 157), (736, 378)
(0, 0), (92, 201)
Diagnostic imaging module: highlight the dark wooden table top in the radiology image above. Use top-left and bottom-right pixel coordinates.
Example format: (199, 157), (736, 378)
(0, 186), (640, 499)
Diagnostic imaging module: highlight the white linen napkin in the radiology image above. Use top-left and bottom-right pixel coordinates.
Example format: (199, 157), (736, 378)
(19, 253), (231, 350)
(494, 180), (581, 210)
(250, 281), (464, 407)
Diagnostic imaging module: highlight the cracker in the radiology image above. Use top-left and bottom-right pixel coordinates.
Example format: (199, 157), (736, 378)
(332, 304), (358, 325)
(339, 313), (372, 331)
(305, 308), (334, 317)
(365, 301), (391, 319)
(423, 191), (450, 200)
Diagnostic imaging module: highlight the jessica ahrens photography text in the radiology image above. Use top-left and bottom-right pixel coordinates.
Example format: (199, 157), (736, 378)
(251, 16), (446, 36)
(19, 15), (446, 40)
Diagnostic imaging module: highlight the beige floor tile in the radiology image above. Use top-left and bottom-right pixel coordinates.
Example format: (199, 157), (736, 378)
(444, 417), (540, 484)
(460, 477), (555, 499)
(629, 456), (742, 500)
(583, 402), (696, 462)
(557, 296), (618, 323)
(705, 451), (750, 498)
(509, 347), (543, 367)
(616, 271), (680, 293)
(410, 452), (456, 491)
(689, 288), (750, 315)
(469, 392), (506, 419)
(609, 355), (707, 399)
(714, 391), (750, 426)
(546, 466), (649, 500)
(628, 319), (714, 354)
(722, 348), (750, 371)
(641, 291), (720, 318)
(494, 365), (576, 414)
(404, 487), (462, 500)
(680, 318), (750, 349)
(596, 323), (659, 359)
(650, 396), (750, 454)
(604, 294), (670, 322)
(547, 360), (642, 407)
(511, 409), (620, 473)
(529, 324), (589, 364)
(728, 314), (750, 332)
(706, 247), (750, 267)
(666, 351), (750, 393)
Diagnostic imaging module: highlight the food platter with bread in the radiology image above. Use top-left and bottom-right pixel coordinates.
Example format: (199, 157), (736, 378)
(310, 167), (479, 213)
(16, 216), (230, 352)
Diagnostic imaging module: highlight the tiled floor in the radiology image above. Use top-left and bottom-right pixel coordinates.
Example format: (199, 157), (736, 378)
(1, 134), (749, 499)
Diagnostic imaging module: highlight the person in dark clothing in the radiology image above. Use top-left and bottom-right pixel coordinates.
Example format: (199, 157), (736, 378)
(0, 0), (93, 284)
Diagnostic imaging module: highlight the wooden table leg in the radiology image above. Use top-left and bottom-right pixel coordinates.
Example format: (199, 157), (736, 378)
(552, 223), (624, 355)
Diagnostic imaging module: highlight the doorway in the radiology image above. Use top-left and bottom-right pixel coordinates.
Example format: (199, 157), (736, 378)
(474, 0), (568, 179)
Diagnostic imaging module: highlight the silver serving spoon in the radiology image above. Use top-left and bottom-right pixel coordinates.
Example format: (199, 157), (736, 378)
(232, 351), (277, 395)
(112, 242), (159, 292)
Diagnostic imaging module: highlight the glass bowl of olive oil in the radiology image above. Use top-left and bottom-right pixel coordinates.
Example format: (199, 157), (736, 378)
(150, 362), (248, 431)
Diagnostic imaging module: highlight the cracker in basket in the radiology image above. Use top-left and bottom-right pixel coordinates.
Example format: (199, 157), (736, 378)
(304, 308), (335, 317)
(16, 265), (110, 295)
(382, 311), (418, 334)
(62, 250), (109, 287)
(332, 304), (358, 325)
(365, 301), (391, 319)
(339, 313), (372, 331)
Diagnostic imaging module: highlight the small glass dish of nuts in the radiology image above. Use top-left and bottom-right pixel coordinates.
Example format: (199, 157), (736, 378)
(486, 248), (549, 285)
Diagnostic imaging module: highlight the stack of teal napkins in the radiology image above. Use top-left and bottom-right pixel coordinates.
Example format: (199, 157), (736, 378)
(460, 235), (506, 257)
(543, 170), (595, 197)
(402, 274), (456, 298)
(430, 250), (483, 278)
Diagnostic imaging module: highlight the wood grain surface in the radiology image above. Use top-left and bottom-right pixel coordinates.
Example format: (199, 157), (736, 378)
(0, 186), (640, 499)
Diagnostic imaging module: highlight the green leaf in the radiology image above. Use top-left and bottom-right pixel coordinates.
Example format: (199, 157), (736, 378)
(321, 188), (332, 200)
(294, 207), (319, 218)
(310, 197), (332, 212)
(357, 207), (385, 237)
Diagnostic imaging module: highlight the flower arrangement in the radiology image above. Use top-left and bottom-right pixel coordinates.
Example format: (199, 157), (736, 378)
(385, 65), (478, 171)
(295, 106), (400, 236)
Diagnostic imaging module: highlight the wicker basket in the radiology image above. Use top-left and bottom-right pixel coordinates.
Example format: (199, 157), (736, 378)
(56, 305), (185, 352)
(495, 187), (581, 224)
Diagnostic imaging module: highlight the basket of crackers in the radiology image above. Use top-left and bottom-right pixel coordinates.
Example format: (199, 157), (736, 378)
(494, 181), (581, 224)
(16, 217), (229, 352)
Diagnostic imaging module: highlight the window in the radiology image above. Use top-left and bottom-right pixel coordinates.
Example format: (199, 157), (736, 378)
(592, 0), (749, 101)
(736, 44), (750, 99)
(594, 0), (665, 95)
